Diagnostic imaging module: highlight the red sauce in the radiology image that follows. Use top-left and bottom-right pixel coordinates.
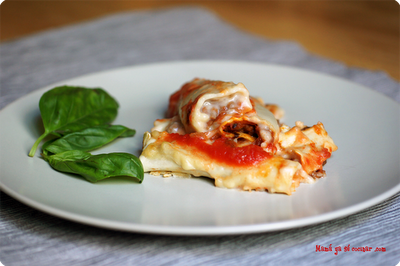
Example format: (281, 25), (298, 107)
(317, 147), (332, 164)
(301, 144), (332, 173)
(163, 133), (271, 166)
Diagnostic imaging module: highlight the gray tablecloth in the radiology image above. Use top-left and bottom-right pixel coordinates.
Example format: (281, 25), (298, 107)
(1, 7), (399, 266)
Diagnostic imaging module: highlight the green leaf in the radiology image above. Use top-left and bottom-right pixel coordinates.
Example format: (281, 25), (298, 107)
(29, 86), (119, 157)
(43, 150), (144, 183)
(42, 125), (136, 155)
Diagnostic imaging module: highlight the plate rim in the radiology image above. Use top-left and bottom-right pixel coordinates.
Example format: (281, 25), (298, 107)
(1, 180), (400, 236)
(1, 60), (399, 236)
(1, 60), (399, 112)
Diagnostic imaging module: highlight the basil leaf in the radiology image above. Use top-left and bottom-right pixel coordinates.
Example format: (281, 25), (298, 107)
(42, 125), (136, 155)
(43, 150), (144, 183)
(29, 86), (119, 157)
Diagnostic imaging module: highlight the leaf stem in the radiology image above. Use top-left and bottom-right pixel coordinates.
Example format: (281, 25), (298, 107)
(28, 132), (48, 157)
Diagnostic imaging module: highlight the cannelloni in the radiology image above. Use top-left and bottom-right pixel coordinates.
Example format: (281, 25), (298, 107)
(140, 78), (337, 195)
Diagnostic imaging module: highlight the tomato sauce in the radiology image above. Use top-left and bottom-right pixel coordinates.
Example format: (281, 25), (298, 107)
(301, 144), (332, 173)
(163, 133), (271, 166)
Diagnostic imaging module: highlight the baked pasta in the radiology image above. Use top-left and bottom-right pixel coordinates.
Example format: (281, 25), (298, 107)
(139, 78), (337, 195)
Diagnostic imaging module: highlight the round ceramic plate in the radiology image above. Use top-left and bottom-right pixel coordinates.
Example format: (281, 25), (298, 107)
(1, 61), (399, 235)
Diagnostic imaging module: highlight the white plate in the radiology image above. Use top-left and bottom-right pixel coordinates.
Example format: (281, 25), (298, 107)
(1, 61), (399, 235)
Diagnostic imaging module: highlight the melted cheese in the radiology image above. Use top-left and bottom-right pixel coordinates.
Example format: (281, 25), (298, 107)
(139, 78), (338, 195)
(141, 131), (302, 194)
(178, 80), (253, 133)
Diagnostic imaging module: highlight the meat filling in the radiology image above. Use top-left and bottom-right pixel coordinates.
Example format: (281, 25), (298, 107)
(221, 121), (262, 146)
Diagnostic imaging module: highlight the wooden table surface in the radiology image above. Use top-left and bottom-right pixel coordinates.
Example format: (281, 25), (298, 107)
(1, 0), (399, 81)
